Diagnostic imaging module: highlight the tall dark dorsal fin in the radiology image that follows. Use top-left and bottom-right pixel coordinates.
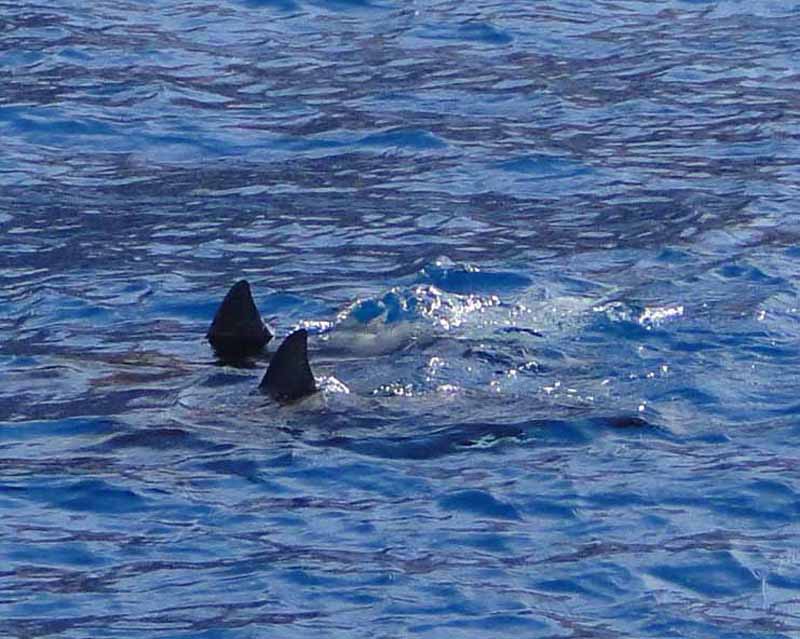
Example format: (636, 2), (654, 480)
(207, 279), (272, 357)
(259, 329), (316, 403)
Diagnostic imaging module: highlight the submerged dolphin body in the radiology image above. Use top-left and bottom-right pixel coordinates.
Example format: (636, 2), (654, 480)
(207, 280), (273, 358)
(260, 329), (317, 403)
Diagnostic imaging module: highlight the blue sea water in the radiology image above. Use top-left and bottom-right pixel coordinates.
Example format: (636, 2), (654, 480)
(1, 0), (800, 636)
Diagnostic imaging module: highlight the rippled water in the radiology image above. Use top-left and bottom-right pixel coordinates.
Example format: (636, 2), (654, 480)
(2, 1), (800, 637)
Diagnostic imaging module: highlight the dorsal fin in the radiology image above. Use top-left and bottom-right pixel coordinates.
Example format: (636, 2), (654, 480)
(259, 329), (316, 403)
(207, 280), (272, 357)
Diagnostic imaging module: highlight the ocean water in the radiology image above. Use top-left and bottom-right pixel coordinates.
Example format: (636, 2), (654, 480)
(2, 0), (800, 637)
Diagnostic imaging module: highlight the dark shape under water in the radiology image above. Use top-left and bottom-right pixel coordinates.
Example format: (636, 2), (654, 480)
(207, 280), (272, 358)
(260, 329), (317, 403)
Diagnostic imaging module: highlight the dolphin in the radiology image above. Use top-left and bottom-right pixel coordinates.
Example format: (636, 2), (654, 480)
(207, 279), (273, 358)
(260, 328), (317, 403)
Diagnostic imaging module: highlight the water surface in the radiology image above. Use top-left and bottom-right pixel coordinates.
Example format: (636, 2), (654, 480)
(2, 1), (800, 637)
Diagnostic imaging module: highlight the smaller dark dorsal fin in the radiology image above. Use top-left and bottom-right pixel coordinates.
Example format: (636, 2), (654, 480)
(260, 329), (316, 403)
(207, 280), (272, 357)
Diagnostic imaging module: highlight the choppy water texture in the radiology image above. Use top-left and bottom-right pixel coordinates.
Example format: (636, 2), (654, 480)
(2, 1), (800, 637)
